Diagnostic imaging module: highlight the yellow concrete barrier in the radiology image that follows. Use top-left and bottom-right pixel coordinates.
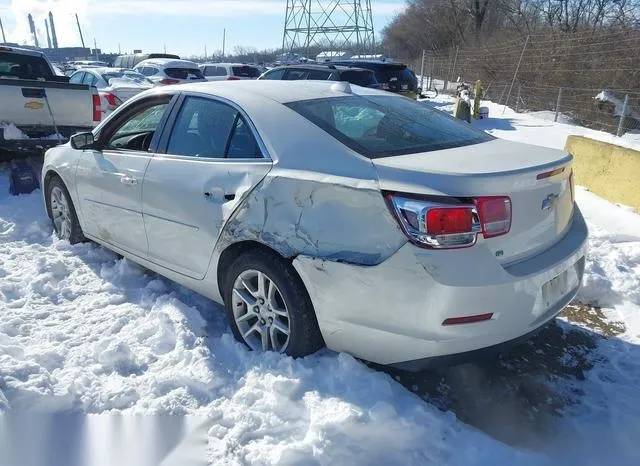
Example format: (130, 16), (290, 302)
(565, 135), (640, 212)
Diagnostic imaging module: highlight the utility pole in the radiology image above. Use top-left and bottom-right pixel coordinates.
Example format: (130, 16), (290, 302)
(419, 49), (426, 93)
(94, 38), (99, 61)
(222, 29), (226, 58)
(75, 13), (85, 48)
(204, 44), (207, 61)
(118, 43), (121, 54)
(0, 17), (6, 44)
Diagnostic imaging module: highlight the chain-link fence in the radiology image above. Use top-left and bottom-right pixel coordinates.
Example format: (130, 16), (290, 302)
(412, 30), (640, 136)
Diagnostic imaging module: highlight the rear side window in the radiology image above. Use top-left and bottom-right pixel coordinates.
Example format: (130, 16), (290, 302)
(0, 52), (53, 79)
(286, 95), (492, 159)
(69, 72), (84, 84)
(165, 67), (204, 79)
(232, 66), (261, 78)
(307, 70), (332, 80)
(340, 70), (376, 87)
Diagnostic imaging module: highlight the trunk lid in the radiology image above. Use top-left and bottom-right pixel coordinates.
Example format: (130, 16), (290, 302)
(373, 139), (574, 264)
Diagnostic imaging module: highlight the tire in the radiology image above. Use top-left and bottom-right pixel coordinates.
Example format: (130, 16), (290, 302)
(46, 176), (86, 244)
(223, 249), (324, 358)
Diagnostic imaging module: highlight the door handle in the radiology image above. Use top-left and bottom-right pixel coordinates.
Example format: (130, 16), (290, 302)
(120, 175), (138, 185)
(203, 189), (235, 201)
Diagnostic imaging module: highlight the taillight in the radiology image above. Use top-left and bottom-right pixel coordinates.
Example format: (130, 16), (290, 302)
(385, 193), (512, 249)
(426, 208), (473, 235)
(475, 196), (511, 238)
(159, 78), (180, 85)
(227, 76), (241, 80)
(92, 93), (102, 122)
(102, 92), (122, 109)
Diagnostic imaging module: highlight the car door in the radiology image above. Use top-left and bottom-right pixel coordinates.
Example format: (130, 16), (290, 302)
(75, 94), (176, 257)
(142, 93), (272, 279)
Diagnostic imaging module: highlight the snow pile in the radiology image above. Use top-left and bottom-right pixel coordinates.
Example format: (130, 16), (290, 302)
(0, 170), (541, 464)
(425, 94), (640, 151)
(1, 122), (28, 140)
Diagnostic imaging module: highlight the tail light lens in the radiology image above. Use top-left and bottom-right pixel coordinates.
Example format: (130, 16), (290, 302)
(102, 92), (122, 109)
(92, 93), (102, 122)
(159, 78), (180, 85)
(227, 76), (241, 80)
(475, 196), (511, 238)
(385, 193), (512, 249)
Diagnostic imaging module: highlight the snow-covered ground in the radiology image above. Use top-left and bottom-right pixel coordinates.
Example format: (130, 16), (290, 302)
(1, 100), (640, 465)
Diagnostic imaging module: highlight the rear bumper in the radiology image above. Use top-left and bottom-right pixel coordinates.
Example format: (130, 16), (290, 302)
(293, 207), (588, 370)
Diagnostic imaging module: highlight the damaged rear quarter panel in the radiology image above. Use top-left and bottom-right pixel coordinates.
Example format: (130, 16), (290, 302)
(215, 169), (407, 266)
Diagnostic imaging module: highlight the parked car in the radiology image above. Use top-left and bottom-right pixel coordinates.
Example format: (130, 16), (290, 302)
(0, 45), (100, 156)
(114, 53), (180, 69)
(134, 58), (205, 85)
(42, 81), (587, 371)
(258, 64), (378, 88)
(331, 60), (418, 95)
(71, 60), (110, 68)
(199, 63), (262, 81)
(69, 67), (155, 119)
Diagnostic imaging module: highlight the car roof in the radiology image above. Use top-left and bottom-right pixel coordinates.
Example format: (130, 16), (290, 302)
(135, 58), (199, 68)
(274, 63), (370, 72)
(200, 62), (255, 67)
(86, 67), (138, 74)
(168, 79), (384, 103)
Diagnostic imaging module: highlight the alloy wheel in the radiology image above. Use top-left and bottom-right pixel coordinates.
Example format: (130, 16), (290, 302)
(231, 269), (291, 352)
(50, 186), (72, 240)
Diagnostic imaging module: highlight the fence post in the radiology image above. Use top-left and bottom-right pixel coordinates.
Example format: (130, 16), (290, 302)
(515, 85), (522, 112)
(429, 57), (435, 89)
(419, 49), (426, 93)
(617, 94), (629, 137)
(450, 46), (459, 83)
(554, 87), (563, 122)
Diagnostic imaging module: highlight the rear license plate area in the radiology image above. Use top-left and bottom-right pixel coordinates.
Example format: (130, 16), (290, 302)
(542, 270), (569, 308)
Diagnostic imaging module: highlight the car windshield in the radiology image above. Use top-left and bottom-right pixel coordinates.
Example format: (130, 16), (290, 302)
(165, 67), (205, 79)
(232, 66), (261, 78)
(340, 70), (377, 87)
(102, 71), (153, 85)
(0, 52), (53, 79)
(286, 95), (493, 159)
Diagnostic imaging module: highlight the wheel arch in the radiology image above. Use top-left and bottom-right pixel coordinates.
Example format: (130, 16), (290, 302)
(43, 169), (63, 219)
(216, 240), (293, 301)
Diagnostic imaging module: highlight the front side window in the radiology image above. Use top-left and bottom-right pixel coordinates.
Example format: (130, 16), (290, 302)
(261, 68), (285, 80)
(287, 95), (493, 159)
(284, 69), (308, 80)
(69, 72), (84, 84)
(105, 102), (169, 151)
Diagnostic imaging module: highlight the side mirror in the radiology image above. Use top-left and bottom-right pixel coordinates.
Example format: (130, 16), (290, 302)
(70, 132), (95, 150)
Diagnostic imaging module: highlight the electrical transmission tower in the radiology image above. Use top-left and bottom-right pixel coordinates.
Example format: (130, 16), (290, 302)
(282, 0), (375, 56)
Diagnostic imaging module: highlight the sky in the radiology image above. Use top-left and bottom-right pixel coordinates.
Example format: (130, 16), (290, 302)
(0, 0), (406, 57)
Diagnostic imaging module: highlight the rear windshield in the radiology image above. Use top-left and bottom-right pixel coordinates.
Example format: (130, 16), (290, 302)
(165, 67), (204, 79)
(0, 52), (53, 79)
(102, 71), (153, 84)
(286, 95), (492, 159)
(232, 66), (261, 78)
(340, 70), (376, 87)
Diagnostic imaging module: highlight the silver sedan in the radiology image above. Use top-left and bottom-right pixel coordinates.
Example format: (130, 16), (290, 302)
(42, 81), (587, 370)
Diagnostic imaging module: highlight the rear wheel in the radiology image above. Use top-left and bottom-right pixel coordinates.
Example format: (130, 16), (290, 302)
(223, 250), (324, 358)
(47, 176), (85, 244)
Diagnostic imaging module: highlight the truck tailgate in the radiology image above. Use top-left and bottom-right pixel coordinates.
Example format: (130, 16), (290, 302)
(0, 79), (94, 128)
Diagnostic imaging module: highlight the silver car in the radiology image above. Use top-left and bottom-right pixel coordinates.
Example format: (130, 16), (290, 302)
(42, 81), (587, 371)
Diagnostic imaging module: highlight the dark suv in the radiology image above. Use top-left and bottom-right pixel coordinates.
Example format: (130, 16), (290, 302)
(331, 61), (418, 95)
(258, 64), (378, 88)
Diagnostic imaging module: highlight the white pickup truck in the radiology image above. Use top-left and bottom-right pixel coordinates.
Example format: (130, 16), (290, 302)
(0, 45), (100, 156)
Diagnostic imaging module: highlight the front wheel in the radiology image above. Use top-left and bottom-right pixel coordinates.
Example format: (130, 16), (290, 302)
(223, 250), (324, 358)
(46, 176), (86, 244)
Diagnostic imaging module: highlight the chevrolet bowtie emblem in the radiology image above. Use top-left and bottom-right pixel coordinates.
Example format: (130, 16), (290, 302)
(541, 193), (560, 211)
(24, 101), (44, 110)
